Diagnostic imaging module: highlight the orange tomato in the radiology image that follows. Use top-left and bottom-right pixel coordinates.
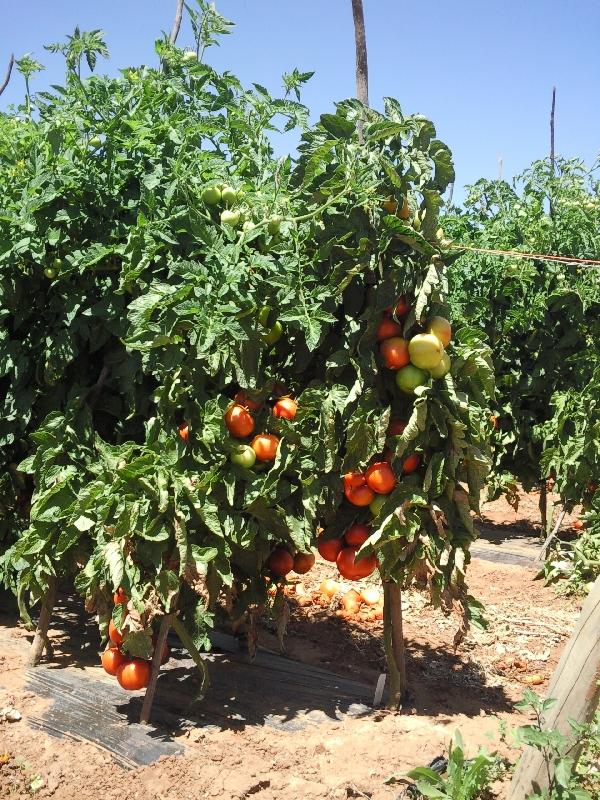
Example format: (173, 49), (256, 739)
(117, 659), (151, 691)
(319, 578), (340, 598)
(336, 547), (378, 580)
(343, 471), (366, 489)
(397, 199), (411, 220)
(251, 433), (279, 461)
(385, 295), (409, 318)
(344, 483), (376, 507)
(387, 418), (407, 436)
(376, 316), (403, 342)
(178, 423), (189, 442)
(401, 453), (421, 475)
(344, 523), (371, 547)
(101, 646), (127, 676)
(317, 537), (343, 562)
(113, 588), (128, 606)
(225, 404), (255, 438)
(365, 461), (397, 494)
(267, 548), (294, 577)
(382, 198), (398, 214)
(293, 552), (315, 574)
(108, 619), (124, 646)
(380, 337), (410, 369)
(573, 519), (584, 531)
(234, 391), (262, 411)
(272, 397), (297, 420)
(490, 415), (499, 430)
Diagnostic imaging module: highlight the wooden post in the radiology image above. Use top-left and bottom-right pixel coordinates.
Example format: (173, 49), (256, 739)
(169, 0), (185, 44)
(536, 507), (566, 563)
(508, 577), (600, 799)
(27, 576), (58, 667)
(539, 481), (549, 537)
(0, 53), (14, 97)
(550, 87), (556, 175)
(140, 613), (173, 724)
(350, 0), (369, 107)
(383, 582), (407, 708)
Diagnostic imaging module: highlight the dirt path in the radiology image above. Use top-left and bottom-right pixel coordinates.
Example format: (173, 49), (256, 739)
(0, 495), (583, 800)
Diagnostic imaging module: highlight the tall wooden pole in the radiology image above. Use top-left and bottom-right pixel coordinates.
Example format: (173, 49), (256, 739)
(509, 577), (600, 798)
(550, 87), (556, 175)
(169, 0), (185, 44)
(351, 0), (369, 107)
(0, 53), (14, 97)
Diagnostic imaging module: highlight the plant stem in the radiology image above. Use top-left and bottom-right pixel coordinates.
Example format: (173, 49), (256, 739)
(27, 575), (58, 667)
(383, 582), (406, 708)
(140, 612), (172, 724)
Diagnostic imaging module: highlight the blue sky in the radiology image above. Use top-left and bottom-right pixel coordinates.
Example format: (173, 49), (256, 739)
(2, 1), (599, 200)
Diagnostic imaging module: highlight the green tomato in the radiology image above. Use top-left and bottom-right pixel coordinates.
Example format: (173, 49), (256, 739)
(202, 186), (222, 206)
(395, 364), (428, 394)
(52, 257), (63, 270)
(242, 220), (256, 233)
(221, 186), (238, 206)
(44, 267), (57, 280)
(429, 351), (451, 379)
(267, 215), (282, 236)
(230, 445), (256, 469)
(221, 209), (241, 227)
(262, 321), (283, 346)
(89, 136), (102, 148)
(182, 50), (198, 63)
(370, 495), (386, 516)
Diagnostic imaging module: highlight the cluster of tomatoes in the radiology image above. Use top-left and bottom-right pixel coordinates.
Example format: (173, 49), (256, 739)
(100, 589), (168, 691)
(266, 547), (316, 578)
(317, 523), (377, 580)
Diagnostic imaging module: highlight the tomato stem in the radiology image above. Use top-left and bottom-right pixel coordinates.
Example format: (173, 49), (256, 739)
(27, 575), (58, 667)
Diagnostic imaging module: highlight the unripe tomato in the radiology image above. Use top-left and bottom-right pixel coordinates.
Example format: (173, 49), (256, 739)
(44, 267), (57, 279)
(202, 186), (221, 205)
(89, 136), (102, 148)
(101, 646), (127, 676)
(408, 333), (444, 370)
(182, 50), (198, 62)
(430, 351), (451, 379)
(401, 453), (421, 475)
(396, 364), (428, 394)
(113, 588), (128, 606)
(344, 483), (375, 507)
(376, 317), (403, 341)
(427, 316), (452, 348)
(220, 186), (238, 206)
(380, 337), (410, 369)
(230, 444), (256, 468)
(242, 220), (256, 233)
(117, 659), (151, 691)
(268, 548), (294, 577)
(273, 397), (297, 420)
(267, 215), (282, 235)
(234, 391), (262, 411)
(293, 551), (315, 574)
(365, 461), (397, 494)
(109, 619), (124, 645)
(178, 422), (189, 442)
(251, 433), (279, 461)
(336, 547), (378, 580)
(224, 404), (255, 438)
(52, 257), (63, 270)
(317, 537), (343, 562)
(387, 418), (407, 436)
(369, 495), (386, 516)
(221, 209), (241, 227)
(344, 523), (371, 547)
(343, 472), (366, 489)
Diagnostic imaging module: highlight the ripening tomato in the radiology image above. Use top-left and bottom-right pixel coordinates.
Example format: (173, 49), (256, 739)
(178, 423), (189, 442)
(380, 337), (410, 370)
(220, 186), (238, 206)
(101, 646), (127, 676)
(113, 588), (128, 606)
(273, 397), (297, 420)
(397, 199), (411, 220)
(573, 519), (584, 531)
(402, 453), (421, 475)
(230, 444), (256, 468)
(202, 186), (221, 205)
(376, 317), (403, 342)
(225, 404), (255, 438)
(293, 551), (315, 574)
(234, 391), (262, 411)
(109, 619), (124, 646)
(117, 659), (151, 691)
(336, 547), (378, 580)
(387, 418), (407, 436)
(251, 433), (279, 462)
(344, 483), (376, 507)
(365, 462), (397, 495)
(317, 537), (343, 562)
(344, 523), (371, 547)
(268, 548), (294, 577)
(490, 415), (499, 430)
(343, 472), (366, 489)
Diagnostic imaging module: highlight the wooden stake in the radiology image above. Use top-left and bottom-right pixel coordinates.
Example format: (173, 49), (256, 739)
(550, 87), (556, 175)
(0, 53), (14, 97)
(536, 507), (566, 563)
(27, 576), (58, 667)
(140, 613), (173, 725)
(350, 0), (369, 107)
(539, 481), (548, 537)
(383, 582), (407, 708)
(169, 0), (185, 45)
(509, 577), (600, 799)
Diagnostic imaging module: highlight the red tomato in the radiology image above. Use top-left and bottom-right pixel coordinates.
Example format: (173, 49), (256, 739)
(387, 419), (407, 436)
(272, 397), (297, 420)
(344, 523), (371, 547)
(317, 537), (343, 562)
(401, 453), (421, 475)
(385, 295), (410, 317)
(365, 462), (397, 495)
(293, 552), (315, 574)
(376, 317), (403, 342)
(117, 659), (151, 691)
(344, 483), (376, 507)
(336, 547), (378, 580)
(113, 588), (128, 606)
(178, 423), (189, 442)
(251, 433), (279, 461)
(101, 646), (127, 676)
(380, 337), (410, 370)
(234, 391), (262, 411)
(573, 519), (584, 531)
(109, 619), (124, 646)
(268, 548), (294, 577)
(343, 472), (366, 489)
(225, 404), (255, 438)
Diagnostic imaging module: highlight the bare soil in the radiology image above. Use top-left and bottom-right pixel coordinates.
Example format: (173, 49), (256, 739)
(0, 494), (583, 800)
